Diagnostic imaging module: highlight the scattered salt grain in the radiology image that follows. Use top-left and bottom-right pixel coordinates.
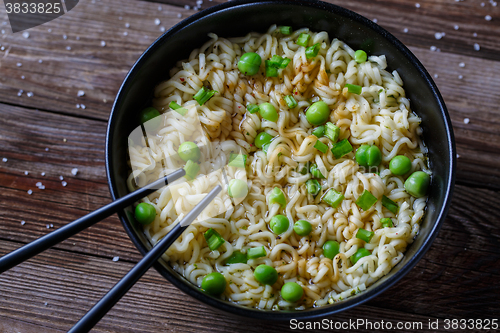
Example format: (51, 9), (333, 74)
(25, 171), (29, 175)
(21, 220), (26, 225)
(112, 256), (120, 262)
(125, 23), (130, 28)
(154, 18), (161, 25)
(76, 104), (80, 108)
(2, 157), (7, 162)
(485, 15), (492, 21)
(44, 302), (48, 306)
(39, 185), (45, 189)
(158, 5), (162, 10)
(458, 75), (463, 79)
(17, 90), (24, 97)
(123, 31), (128, 36)
(160, 26), (166, 32)
(434, 32), (445, 40)
(63, 34), (67, 40)
(36, 182), (42, 187)
(59, 175), (64, 180)
(101, 41), (106, 47)
(184, 4), (190, 9)
(21, 76), (25, 79)
(457, 153), (460, 158)
(473, 32), (477, 37)
(41, 172), (46, 176)
(196, 0), (203, 5)
(481, 2), (486, 6)
(76, 36), (80, 40)
(454, 25), (459, 30)
(119, 16), (122, 20)
(38, 59), (43, 63)
(403, 28), (408, 33)
(373, 18), (378, 23)
(71, 168), (79, 176)
(80, 104), (86, 109)
(46, 224), (50, 229)
(16, 62), (22, 67)
(62, 181), (68, 187)
(50, 224), (54, 228)
(66, 46), (72, 51)
(27, 189), (33, 195)
(474, 43), (480, 51)
(22, 31), (30, 38)
(48, 29), (52, 32)
(415, 3), (420, 8)
(77, 90), (85, 97)
(464, 118), (470, 124)
(27, 92), (33, 97)
(1, 47), (5, 51)
(434, 74), (439, 78)
(459, 62), (465, 67)
(430, 46), (437, 51)
(45, 148), (49, 151)
(177, 13), (182, 18)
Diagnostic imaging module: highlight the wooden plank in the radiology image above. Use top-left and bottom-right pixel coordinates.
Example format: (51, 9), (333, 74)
(0, 239), (478, 333)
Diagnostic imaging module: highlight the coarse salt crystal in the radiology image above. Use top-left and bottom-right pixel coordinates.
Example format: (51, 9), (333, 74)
(485, 15), (492, 21)
(17, 90), (23, 97)
(22, 32), (30, 38)
(196, 0), (203, 5)
(76, 36), (80, 40)
(459, 62), (465, 67)
(27, 92), (33, 97)
(59, 175), (64, 180)
(119, 16), (122, 20)
(80, 104), (86, 109)
(123, 31), (128, 36)
(27, 189), (33, 195)
(63, 34), (67, 40)
(415, 3), (420, 8)
(50, 224), (53, 228)
(464, 118), (470, 124)
(16, 62), (22, 67)
(24, 171), (29, 175)
(21, 76), (25, 79)
(474, 43), (480, 51)
(184, 5), (190, 9)
(77, 90), (85, 97)
(434, 32), (444, 40)
(41, 172), (46, 176)
(373, 18), (378, 23)
(403, 28), (408, 33)
(66, 46), (71, 51)
(454, 25), (459, 30)
(62, 181), (68, 186)
(434, 74), (439, 78)
(39, 59), (43, 63)
(101, 41), (106, 47)
(76, 104), (80, 108)
(430, 46), (437, 51)
(36, 182), (42, 187)
(71, 168), (78, 176)
(112, 256), (120, 262)
(46, 224), (50, 228)
(44, 302), (48, 306)
(45, 148), (49, 151)
(48, 29), (52, 32)
(481, 2), (486, 6)
(2, 157), (7, 162)
(21, 220), (26, 225)
(154, 18), (161, 25)
(473, 32), (477, 37)
(177, 13), (182, 18)
(158, 5), (162, 10)
(160, 27), (165, 32)
(458, 75), (463, 79)
(125, 23), (130, 28)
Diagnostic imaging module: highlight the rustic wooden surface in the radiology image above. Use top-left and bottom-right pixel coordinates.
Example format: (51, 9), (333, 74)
(0, 0), (499, 332)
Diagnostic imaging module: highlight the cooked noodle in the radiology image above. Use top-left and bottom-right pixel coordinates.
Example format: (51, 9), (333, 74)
(127, 25), (429, 309)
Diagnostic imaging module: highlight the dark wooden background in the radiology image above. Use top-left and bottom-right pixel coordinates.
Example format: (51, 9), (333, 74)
(0, 0), (499, 332)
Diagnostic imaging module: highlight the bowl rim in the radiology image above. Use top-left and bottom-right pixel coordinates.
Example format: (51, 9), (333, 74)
(105, 0), (456, 320)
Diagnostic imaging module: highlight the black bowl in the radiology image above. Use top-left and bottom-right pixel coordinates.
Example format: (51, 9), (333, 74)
(106, 0), (455, 320)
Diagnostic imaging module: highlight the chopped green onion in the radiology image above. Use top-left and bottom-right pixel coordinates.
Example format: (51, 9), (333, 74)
(312, 126), (325, 137)
(247, 103), (260, 114)
(354, 50), (367, 63)
(297, 33), (310, 47)
(169, 101), (187, 116)
(331, 139), (353, 159)
(345, 83), (362, 95)
(380, 217), (394, 228)
(314, 140), (328, 153)
(305, 43), (321, 59)
(284, 95), (298, 109)
(356, 228), (374, 243)
(310, 164), (325, 179)
(322, 189), (344, 208)
(268, 187), (287, 208)
(325, 122), (340, 143)
(247, 246), (266, 259)
(269, 55), (283, 67)
(280, 57), (291, 68)
(280, 26), (292, 35)
(183, 160), (200, 180)
(382, 195), (399, 214)
(228, 153), (247, 168)
(194, 86), (217, 105)
(265, 60), (278, 77)
(306, 179), (321, 196)
(204, 228), (225, 251)
(225, 250), (247, 265)
(356, 190), (377, 211)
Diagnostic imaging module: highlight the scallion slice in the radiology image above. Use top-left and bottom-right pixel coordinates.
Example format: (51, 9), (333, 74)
(380, 217), (394, 228)
(247, 103), (260, 114)
(169, 101), (188, 116)
(280, 26), (293, 35)
(314, 140), (328, 153)
(225, 250), (247, 264)
(297, 33), (310, 47)
(247, 246), (266, 259)
(356, 228), (374, 242)
(356, 190), (377, 211)
(331, 139), (353, 159)
(382, 195), (399, 214)
(279, 57), (291, 69)
(194, 86), (217, 105)
(284, 95), (298, 109)
(265, 60), (278, 77)
(310, 164), (325, 179)
(325, 122), (340, 143)
(204, 228), (225, 251)
(183, 160), (200, 180)
(228, 153), (247, 168)
(345, 83), (362, 95)
(306, 179), (321, 196)
(312, 126), (325, 137)
(322, 189), (344, 208)
(305, 43), (321, 59)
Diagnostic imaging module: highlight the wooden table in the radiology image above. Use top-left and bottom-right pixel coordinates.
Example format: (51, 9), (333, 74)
(0, 0), (499, 331)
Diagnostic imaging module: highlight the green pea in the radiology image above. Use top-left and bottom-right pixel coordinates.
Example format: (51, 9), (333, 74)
(350, 248), (371, 265)
(281, 282), (303, 302)
(134, 202), (156, 225)
(259, 102), (279, 122)
(389, 155), (412, 175)
(305, 101), (330, 126)
(228, 179), (248, 199)
(139, 107), (161, 128)
(354, 50), (367, 63)
(237, 52), (262, 76)
(404, 171), (430, 198)
(201, 272), (226, 296)
(294, 220), (312, 236)
(322, 240), (340, 259)
(254, 264), (278, 285)
(178, 141), (201, 162)
(254, 132), (274, 149)
(270, 215), (289, 234)
(355, 145), (381, 167)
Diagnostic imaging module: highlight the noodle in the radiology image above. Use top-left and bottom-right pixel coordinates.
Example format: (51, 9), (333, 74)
(127, 25), (430, 309)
